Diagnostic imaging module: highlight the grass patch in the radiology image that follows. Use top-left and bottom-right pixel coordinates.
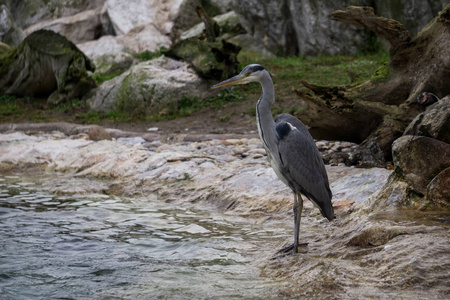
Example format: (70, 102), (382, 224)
(133, 47), (167, 61)
(0, 94), (20, 116)
(0, 51), (389, 126)
(147, 88), (245, 121)
(91, 72), (123, 85)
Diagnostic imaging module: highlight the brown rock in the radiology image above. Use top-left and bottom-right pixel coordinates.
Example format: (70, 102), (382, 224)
(404, 96), (450, 144)
(88, 125), (111, 141)
(392, 136), (450, 194)
(426, 167), (450, 209)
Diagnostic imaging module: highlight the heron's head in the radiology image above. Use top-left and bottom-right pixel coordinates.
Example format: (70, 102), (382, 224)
(211, 64), (268, 89)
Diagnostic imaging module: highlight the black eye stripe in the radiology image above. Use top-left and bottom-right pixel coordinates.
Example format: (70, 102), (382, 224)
(248, 65), (265, 72)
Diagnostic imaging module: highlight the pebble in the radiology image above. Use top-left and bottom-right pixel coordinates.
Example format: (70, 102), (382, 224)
(88, 125), (112, 141)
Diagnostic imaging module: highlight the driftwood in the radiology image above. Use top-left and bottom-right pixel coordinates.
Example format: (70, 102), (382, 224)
(294, 5), (450, 167)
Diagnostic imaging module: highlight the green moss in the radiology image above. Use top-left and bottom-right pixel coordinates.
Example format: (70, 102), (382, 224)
(370, 63), (391, 83)
(91, 72), (122, 85)
(133, 48), (165, 61)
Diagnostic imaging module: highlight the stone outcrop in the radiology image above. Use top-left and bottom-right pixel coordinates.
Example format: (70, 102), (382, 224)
(2, 0), (447, 57)
(231, 0), (447, 55)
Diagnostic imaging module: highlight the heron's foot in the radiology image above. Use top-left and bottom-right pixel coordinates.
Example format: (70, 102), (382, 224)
(271, 242), (308, 259)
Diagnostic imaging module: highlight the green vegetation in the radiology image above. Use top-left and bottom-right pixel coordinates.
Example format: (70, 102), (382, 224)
(133, 47), (167, 61)
(91, 72), (123, 85)
(148, 88), (245, 121)
(0, 52), (389, 125)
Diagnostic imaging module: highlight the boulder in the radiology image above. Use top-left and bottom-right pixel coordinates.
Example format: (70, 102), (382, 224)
(102, 0), (185, 53)
(88, 125), (112, 141)
(86, 56), (209, 115)
(1, 0), (106, 29)
(105, 0), (153, 36)
(229, 34), (276, 61)
(166, 36), (240, 80)
(77, 36), (134, 76)
(77, 35), (125, 58)
(404, 96), (450, 143)
(105, 0), (182, 35)
(0, 30), (96, 104)
(426, 167), (450, 209)
(0, 4), (25, 46)
(392, 135), (450, 194)
(23, 8), (104, 44)
(91, 52), (134, 76)
(116, 23), (172, 53)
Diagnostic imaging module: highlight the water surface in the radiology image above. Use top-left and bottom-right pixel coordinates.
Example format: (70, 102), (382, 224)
(0, 175), (286, 299)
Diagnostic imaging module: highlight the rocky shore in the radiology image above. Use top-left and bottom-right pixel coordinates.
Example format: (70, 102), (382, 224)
(0, 125), (448, 298)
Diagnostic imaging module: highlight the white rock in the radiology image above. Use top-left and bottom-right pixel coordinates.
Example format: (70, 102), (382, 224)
(105, 0), (183, 36)
(77, 35), (125, 59)
(24, 8), (103, 44)
(116, 23), (171, 53)
(105, 0), (151, 36)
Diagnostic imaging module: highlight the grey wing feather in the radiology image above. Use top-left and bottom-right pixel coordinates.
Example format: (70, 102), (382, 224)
(275, 114), (334, 220)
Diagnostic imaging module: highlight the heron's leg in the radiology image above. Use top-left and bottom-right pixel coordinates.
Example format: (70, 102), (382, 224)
(293, 193), (303, 254)
(272, 194), (306, 259)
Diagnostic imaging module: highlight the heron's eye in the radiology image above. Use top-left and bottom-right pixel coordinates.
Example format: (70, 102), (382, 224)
(246, 72), (251, 76)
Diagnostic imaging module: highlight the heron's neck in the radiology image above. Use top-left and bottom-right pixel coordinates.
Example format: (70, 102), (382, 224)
(256, 73), (276, 149)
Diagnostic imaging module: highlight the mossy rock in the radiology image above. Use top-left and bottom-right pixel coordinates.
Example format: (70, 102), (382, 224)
(0, 29), (96, 104)
(165, 37), (240, 80)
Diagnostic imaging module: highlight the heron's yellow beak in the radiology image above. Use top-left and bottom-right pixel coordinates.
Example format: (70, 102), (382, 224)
(210, 74), (245, 89)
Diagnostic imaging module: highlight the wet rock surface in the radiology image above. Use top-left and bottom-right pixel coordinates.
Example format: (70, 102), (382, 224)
(392, 136), (450, 195)
(0, 128), (448, 299)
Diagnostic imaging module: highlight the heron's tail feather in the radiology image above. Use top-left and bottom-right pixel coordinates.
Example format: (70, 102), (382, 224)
(300, 189), (334, 221)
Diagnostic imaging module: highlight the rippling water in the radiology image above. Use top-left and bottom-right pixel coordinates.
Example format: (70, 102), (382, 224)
(0, 175), (286, 299)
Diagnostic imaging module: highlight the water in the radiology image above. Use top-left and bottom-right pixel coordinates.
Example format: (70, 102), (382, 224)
(0, 175), (286, 299)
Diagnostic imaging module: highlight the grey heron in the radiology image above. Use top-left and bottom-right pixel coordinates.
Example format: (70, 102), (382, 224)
(211, 64), (334, 256)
